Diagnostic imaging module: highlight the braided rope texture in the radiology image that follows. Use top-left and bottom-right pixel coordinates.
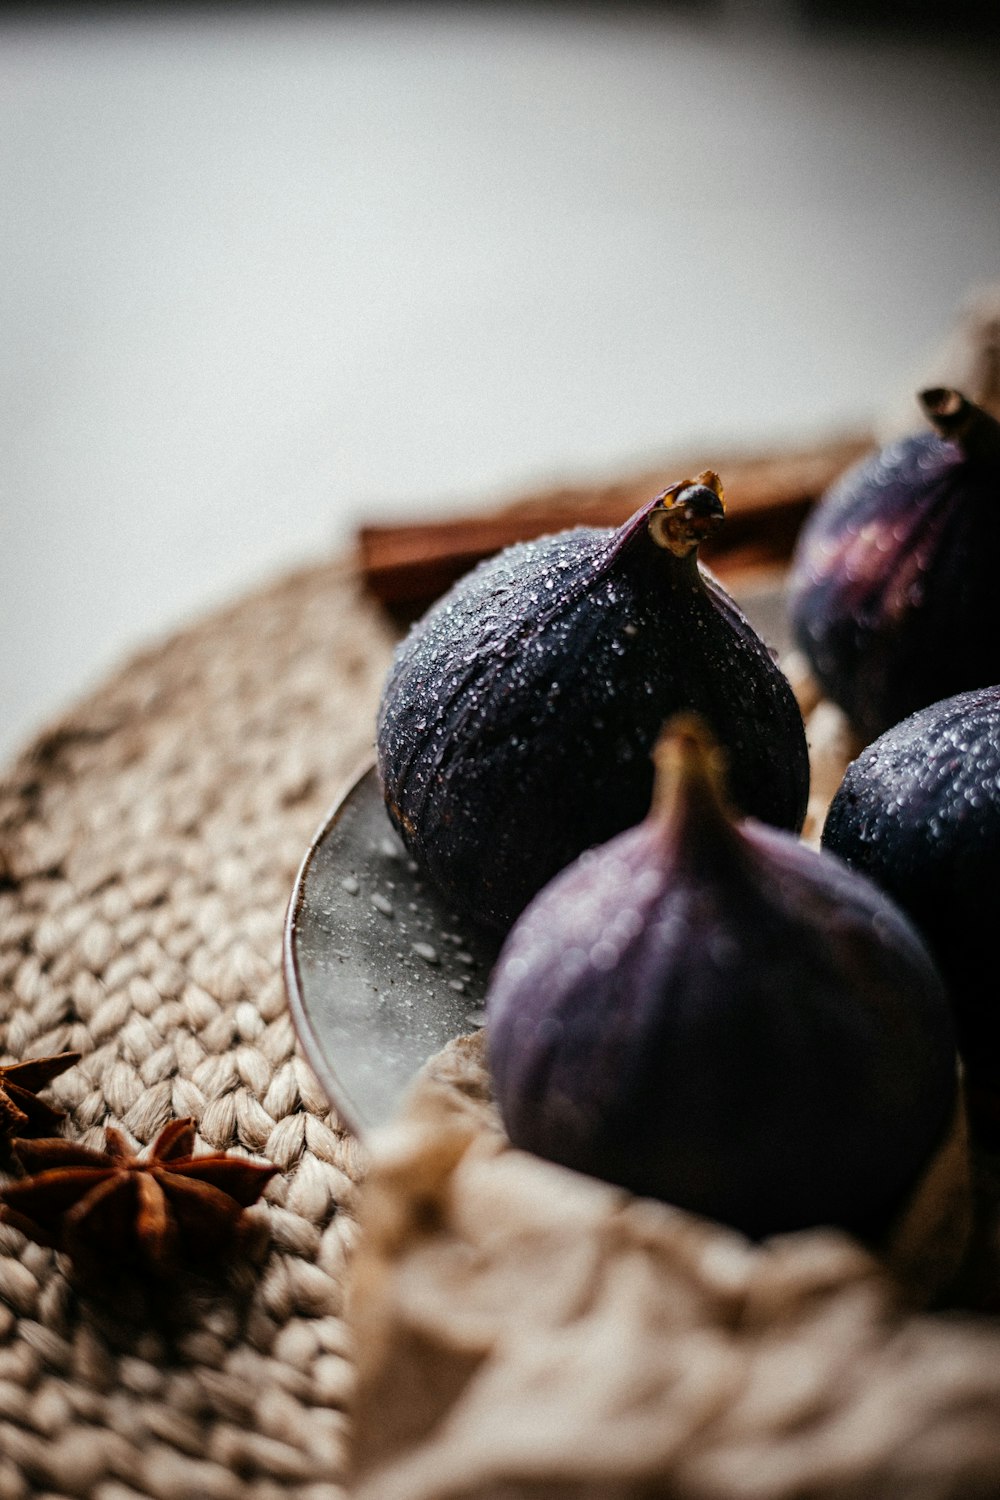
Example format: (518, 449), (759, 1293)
(0, 558), (395, 1499)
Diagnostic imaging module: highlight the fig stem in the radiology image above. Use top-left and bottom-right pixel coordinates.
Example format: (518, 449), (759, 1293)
(919, 388), (1000, 469)
(648, 471), (726, 558)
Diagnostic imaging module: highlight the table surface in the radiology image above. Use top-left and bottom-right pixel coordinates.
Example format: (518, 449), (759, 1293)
(2, 4), (998, 764)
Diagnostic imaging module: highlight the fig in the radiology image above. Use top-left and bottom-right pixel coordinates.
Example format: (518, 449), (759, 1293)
(822, 688), (1000, 1119)
(377, 474), (809, 932)
(486, 718), (957, 1240)
(788, 389), (1000, 743)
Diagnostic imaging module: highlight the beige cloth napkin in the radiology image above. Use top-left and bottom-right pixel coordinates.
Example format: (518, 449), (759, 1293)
(346, 1030), (1000, 1500)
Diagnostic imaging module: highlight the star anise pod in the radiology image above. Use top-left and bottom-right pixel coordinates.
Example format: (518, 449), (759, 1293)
(0, 1052), (80, 1141)
(0, 1118), (278, 1277)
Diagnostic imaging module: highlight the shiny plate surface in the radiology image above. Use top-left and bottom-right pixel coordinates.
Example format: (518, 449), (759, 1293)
(284, 762), (500, 1135)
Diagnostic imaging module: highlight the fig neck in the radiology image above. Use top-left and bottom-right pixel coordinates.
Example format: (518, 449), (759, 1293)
(648, 716), (745, 867)
(920, 389), (1000, 472)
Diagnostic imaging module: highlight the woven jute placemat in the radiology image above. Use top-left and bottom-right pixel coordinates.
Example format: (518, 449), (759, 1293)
(0, 557), (395, 1499)
(3, 545), (1000, 1500)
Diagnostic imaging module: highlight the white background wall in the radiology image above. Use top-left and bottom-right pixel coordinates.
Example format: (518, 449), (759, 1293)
(2, 5), (998, 761)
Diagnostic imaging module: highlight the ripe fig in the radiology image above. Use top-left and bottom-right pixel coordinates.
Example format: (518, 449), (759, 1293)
(377, 474), (809, 932)
(822, 688), (1000, 1125)
(486, 718), (957, 1240)
(788, 390), (1000, 743)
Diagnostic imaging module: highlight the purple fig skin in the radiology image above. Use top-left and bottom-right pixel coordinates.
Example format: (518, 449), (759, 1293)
(377, 481), (809, 933)
(788, 392), (1000, 744)
(487, 730), (957, 1240)
(822, 687), (1000, 1105)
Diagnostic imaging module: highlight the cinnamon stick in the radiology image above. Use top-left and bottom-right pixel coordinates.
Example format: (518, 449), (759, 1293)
(358, 430), (872, 614)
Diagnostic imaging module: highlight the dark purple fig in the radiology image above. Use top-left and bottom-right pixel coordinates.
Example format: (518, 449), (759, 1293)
(486, 718), (957, 1240)
(788, 390), (1000, 743)
(822, 688), (1000, 1127)
(377, 474), (809, 932)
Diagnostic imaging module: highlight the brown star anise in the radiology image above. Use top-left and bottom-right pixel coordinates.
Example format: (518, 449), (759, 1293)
(0, 1118), (278, 1277)
(0, 1052), (80, 1141)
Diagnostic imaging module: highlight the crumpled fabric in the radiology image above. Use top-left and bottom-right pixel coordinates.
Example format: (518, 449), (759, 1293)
(347, 1032), (999, 1500)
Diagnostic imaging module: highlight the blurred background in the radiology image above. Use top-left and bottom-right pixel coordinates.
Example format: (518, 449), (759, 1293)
(2, 1), (999, 763)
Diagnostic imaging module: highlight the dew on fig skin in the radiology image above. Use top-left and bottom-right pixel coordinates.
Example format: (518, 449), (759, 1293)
(411, 941), (439, 965)
(370, 893), (394, 918)
(340, 875), (360, 896)
(378, 482), (809, 932)
(823, 686), (1000, 1113)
